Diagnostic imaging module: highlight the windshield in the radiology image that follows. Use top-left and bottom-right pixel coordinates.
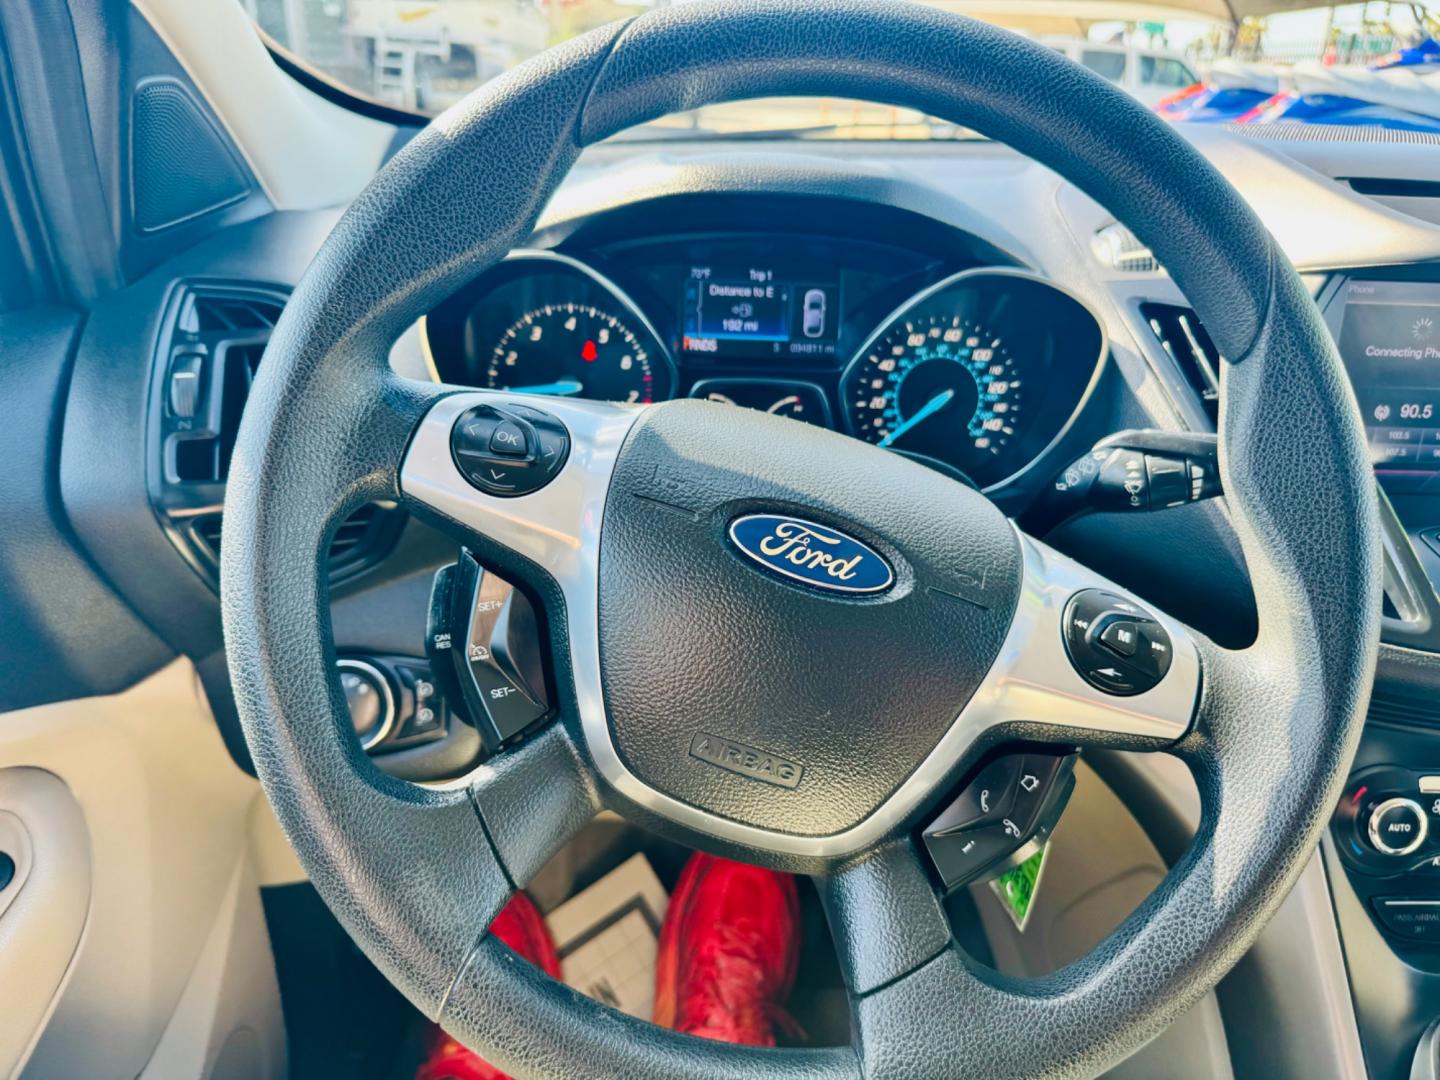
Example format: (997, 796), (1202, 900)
(244, 0), (1438, 139)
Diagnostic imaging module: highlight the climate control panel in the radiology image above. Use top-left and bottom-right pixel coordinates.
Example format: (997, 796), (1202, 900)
(1334, 765), (1440, 948)
(1335, 766), (1440, 877)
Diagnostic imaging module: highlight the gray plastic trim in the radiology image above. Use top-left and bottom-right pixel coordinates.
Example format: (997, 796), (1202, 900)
(401, 392), (1200, 857)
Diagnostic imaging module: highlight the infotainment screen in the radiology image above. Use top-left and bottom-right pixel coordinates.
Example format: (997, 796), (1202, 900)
(1337, 279), (1440, 470)
(681, 262), (841, 361)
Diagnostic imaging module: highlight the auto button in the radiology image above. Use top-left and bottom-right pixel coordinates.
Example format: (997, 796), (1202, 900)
(1369, 797), (1429, 857)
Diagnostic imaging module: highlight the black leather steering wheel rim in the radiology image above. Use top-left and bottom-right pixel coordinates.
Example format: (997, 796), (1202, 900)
(221, 2), (1381, 1077)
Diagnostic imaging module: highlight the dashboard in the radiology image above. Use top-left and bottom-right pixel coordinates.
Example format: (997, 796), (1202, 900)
(422, 235), (1104, 490)
(35, 121), (1440, 1080)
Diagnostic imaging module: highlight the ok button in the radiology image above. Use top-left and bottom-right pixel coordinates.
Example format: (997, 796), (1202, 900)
(489, 420), (530, 457)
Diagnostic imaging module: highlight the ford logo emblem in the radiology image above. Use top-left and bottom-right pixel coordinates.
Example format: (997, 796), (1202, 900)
(728, 514), (894, 595)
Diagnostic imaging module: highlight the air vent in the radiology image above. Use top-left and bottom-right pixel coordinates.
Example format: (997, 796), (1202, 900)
(188, 502), (406, 586)
(177, 291), (283, 334)
(165, 285), (285, 484)
(154, 282), (408, 591)
(1140, 303), (1222, 426)
(1368, 691), (1440, 729)
(1342, 177), (1440, 200)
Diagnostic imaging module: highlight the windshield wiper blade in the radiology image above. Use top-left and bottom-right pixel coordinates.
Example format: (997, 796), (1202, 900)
(611, 122), (984, 143)
(610, 123), (842, 143)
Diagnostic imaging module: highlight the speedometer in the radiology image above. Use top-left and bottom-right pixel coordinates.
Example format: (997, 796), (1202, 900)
(845, 314), (1023, 467)
(487, 303), (659, 403)
(842, 269), (1106, 490)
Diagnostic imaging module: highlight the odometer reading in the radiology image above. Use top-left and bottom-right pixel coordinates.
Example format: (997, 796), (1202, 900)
(487, 303), (659, 403)
(844, 313), (1024, 475)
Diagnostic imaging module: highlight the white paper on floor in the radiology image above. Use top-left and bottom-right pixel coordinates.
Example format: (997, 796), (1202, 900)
(545, 853), (670, 1021)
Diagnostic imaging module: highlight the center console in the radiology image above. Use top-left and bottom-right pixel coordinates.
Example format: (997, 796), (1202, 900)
(1321, 267), (1440, 1078)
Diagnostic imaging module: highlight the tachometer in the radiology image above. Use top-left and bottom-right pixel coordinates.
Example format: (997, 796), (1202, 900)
(422, 251), (677, 403)
(487, 303), (659, 403)
(845, 314), (1023, 468)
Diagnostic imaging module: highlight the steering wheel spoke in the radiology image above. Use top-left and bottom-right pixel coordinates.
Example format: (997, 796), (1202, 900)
(468, 724), (602, 889)
(815, 839), (953, 997)
(962, 532), (1202, 756)
(399, 390), (639, 579)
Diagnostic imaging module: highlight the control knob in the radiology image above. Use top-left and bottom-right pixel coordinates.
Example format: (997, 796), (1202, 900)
(1368, 797), (1429, 857)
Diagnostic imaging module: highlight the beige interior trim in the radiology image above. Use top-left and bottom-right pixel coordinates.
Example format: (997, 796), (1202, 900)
(140, 856), (286, 1079)
(0, 770), (91, 1080)
(0, 660), (285, 1079)
(248, 787), (306, 888)
(129, 0), (393, 210)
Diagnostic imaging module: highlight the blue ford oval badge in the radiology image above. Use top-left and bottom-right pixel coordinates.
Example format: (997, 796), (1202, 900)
(728, 514), (894, 594)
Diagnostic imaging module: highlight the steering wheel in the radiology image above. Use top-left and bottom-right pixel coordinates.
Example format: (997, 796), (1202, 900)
(221, 3), (1380, 1076)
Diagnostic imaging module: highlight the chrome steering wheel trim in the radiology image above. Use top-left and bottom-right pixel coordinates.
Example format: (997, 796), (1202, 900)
(402, 391), (1200, 857)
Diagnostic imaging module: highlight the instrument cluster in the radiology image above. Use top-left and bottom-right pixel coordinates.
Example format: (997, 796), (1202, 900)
(423, 237), (1106, 491)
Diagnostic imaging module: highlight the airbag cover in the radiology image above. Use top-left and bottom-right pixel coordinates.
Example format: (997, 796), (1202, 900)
(597, 400), (1021, 836)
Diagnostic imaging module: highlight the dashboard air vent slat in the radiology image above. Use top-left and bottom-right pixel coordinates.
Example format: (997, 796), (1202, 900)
(178, 292), (284, 334)
(189, 503), (404, 586)
(156, 283), (405, 591)
(1140, 303), (1222, 426)
(1368, 691), (1440, 729)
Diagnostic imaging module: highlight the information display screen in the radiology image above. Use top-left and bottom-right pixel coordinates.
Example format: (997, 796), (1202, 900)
(1337, 279), (1440, 470)
(681, 263), (840, 362)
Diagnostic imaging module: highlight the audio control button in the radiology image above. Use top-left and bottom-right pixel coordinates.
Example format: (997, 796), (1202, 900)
(450, 403), (570, 497)
(1062, 589), (1172, 696)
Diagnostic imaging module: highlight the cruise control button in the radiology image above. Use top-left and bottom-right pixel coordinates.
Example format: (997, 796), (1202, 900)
(447, 551), (549, 750)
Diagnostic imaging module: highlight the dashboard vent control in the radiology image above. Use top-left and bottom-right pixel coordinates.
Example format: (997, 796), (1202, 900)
(1140, 303), (1221, 426)
(168, 351), (205, 418)
(1091, 222), (1159, 273)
